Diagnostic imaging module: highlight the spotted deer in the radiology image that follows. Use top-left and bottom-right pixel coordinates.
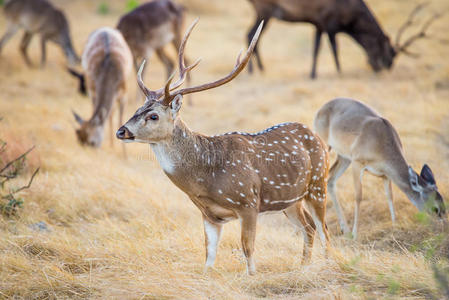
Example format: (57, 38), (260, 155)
(314, 98), (446, 239)
(246, 0), (443, 78)
(117, 0), (190, 93)
(116, 20), (331, 275)
(0, 0), (80, 67)
(70, 27), (132, 150)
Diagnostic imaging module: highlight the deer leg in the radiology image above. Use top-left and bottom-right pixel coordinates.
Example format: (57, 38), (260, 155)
(327, 32), (341, 73)
(284, 202), (316, 264)
(20, 32), (33, 67)
(247, 16), (270, 73)
(327, 155), (351, 234)
(383, 177), (395, 224)
(156, 48), (174, 79)
(0, 23), (19, 54)
(40, 37), (47, 67)
(118, 96), (127, 159)
(310, 28), (322, 79)
(351, 162), (364, 240)
(109, 110), (114, 148)
(203, 216), (223, 272)
(240, 211), (258, 275)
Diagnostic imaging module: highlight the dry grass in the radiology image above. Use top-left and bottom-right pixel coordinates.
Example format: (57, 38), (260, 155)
(1, 0), (449, 298)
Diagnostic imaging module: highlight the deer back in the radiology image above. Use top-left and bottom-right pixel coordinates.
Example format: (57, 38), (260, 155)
(117, 0), (184, 59)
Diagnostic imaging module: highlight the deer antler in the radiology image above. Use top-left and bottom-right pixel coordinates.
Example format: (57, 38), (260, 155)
(161, 20), (263, 105)
(395, 2), (445, 57)
(136, 19), (264, 105)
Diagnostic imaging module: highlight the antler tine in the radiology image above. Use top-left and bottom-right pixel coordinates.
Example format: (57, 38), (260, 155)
(137, 60), (157, 99)
(396, 10), (445, 56)
(167, 21), (264, 100)
(395, 2), (429, 48)
(157, 18), (202, 105)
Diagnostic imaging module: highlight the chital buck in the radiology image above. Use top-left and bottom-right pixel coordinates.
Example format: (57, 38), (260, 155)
(70, 27), (132, 150)
(246, 0), (442, 78)
(314, 98), (446, 239)
(116, 20), (331, 275)
(117, 0), (191, 100)
(0, 0), (79, 67)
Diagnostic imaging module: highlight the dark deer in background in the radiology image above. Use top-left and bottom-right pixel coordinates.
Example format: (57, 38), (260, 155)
(70, 27), (132, 151)
(117, 0), (188, 84)
(246, 0), (442, 78)
(0, 0), (80, 67)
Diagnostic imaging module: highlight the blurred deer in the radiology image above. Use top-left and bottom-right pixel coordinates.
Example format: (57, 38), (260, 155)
(117, 0), (191, 99)
(246, 1), (442, 78)
(70, 27), (132, 151)
(0, 0), (80, 67)
(314, 98), (446, 239)
(117, 20), (332, 275)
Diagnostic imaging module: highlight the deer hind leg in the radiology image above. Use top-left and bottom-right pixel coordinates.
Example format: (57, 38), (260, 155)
(20, 31), (33, 67)
(327, 155), (351, 234)
(40, 36), (47, 67)
(327, 32), (341, 73)
(202, 216), (223, 273)
(351, 162), (364, 240)
(240, 211), (258, 275)
(284, 202), (316, 264)
(383, 177), (395, 224)
(0, 22), (19, 53)
(156, 48), (174, 79)
(305, 194), (331, 258)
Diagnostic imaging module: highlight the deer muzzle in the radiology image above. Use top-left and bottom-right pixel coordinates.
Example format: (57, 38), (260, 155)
(116, 126), (134, 140)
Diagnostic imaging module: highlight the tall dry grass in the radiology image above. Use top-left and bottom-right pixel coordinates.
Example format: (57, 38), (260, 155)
(0, 0), (448, 298)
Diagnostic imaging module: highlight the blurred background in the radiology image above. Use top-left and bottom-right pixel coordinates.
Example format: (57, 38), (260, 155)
(0, 0), (448, 298)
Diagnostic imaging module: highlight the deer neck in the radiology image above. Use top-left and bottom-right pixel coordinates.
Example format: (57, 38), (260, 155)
(386, 156), (423, 210)
(150, 118), (209, 177)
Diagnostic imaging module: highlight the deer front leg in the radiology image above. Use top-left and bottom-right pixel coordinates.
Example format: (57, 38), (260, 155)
(327, 32), (341, 73)
(240, 211), (257, 275)
(351, 162), (364, 239)
(310, 28), (322, 79)
(20, 32), (33, 67)
(203, 216), (223, 272)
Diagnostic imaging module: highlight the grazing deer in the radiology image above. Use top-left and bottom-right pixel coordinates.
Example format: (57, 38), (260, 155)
(0, 0), (80, 67)
(246, 1), (442, 78)
(314, 98), (446, 239)
(117, 0), (188, 84)
(70, 27), (132, 150)
(116, 20), (331, 275)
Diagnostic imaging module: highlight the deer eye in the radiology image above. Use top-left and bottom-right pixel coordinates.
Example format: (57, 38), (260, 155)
(145, 113), (159, 121)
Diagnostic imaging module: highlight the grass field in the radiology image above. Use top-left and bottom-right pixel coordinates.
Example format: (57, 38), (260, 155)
(1, 0), (449, 298)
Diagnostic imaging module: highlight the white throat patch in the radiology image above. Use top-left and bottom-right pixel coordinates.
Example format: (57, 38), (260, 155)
(151, 143), (176, 174)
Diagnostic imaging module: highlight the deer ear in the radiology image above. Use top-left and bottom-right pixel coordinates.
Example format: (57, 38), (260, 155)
(420, 164), (436, 185)
(409, 166), (422, 193)
(170, 95), (183, 119)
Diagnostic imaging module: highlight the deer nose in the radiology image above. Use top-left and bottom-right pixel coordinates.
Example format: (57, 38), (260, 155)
(116, 126), (133, 140)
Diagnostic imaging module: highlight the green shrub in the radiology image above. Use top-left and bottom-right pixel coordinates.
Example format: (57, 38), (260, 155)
(126, 0), (139, 12)
(97, 2), (110, 15)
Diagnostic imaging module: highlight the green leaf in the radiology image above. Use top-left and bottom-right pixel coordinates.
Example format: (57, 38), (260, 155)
(97, 2), (109, 15)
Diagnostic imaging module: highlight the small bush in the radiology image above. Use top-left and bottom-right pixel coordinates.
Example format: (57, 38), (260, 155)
(0, 0), (4, 6)
(0, 122), (39, 217)
(126, 0), (139, 12)
(97, 2), (109, 15)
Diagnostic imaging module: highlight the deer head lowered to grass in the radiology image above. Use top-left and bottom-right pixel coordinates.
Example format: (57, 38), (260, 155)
(116, 20), (332, 275)
(70, 27), (132, 152)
